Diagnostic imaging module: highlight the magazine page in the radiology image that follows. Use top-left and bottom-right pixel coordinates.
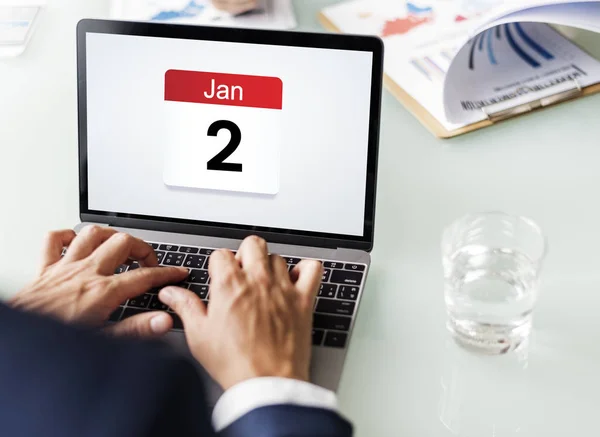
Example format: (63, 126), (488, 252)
(321, 0), (509, 132)
(443, 6), (600, 124)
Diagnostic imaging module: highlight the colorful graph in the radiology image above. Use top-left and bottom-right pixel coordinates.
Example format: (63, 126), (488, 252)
(382, 15), (432, 37)
(406, 2), (433, 15)
(411, 48), (456, 82)
(469, 23), (554, 70)
(381, 1), (434, 37)
(151, 0), (205, 21)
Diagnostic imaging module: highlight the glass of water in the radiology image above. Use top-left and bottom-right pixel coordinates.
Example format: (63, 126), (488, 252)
(442, 212), (547, 354)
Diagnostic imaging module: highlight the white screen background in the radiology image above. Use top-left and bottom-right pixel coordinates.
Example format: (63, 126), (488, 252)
(86, 33), (373, 236)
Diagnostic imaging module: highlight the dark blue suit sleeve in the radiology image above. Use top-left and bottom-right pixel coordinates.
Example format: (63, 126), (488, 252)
(0, 303), (212, 437)
(0, 303), (353, 437)
(221, 405), (353, 437)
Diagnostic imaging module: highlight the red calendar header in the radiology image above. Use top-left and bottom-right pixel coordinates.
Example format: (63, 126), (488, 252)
(164, 70), (283, 110)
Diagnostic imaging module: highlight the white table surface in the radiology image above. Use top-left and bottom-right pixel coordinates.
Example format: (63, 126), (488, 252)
(2, 1), (600, 436)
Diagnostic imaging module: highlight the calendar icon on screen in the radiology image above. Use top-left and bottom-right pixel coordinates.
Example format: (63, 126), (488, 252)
(163, 70), (283, 195)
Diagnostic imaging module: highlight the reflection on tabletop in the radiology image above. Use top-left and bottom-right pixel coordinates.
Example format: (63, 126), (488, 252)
(439, 339), (530, 436)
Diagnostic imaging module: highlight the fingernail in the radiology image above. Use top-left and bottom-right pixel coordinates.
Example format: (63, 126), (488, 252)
(177, 267), (189, 274)
(150, 313), (171, 334)
(159, 287), (174, 304)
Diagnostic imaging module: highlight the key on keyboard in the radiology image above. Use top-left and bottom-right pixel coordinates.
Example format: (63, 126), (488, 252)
(163, 253), (185, 266)
(189, 284), (209, 299)
(319, 284), (337, 298)
(184, 255), (206, 269)
(179, 246), (199, 254)
(324, 261), (344, 269)
(128, 294), (152, 309)
(324, 332), (348, 348)
(188, 269), (209, 284)
(330, 270), (363, 285)
(316, 299), (355, 316)
(345, 263), (365, 271)
(284, 257), (301, 266)
(313, 314), (351, 331)
(337, 286), (359, 301)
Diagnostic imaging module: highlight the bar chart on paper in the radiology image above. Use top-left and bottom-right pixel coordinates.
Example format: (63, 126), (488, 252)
(110, 0), (210, 23)
(149, 0), (206, 21)
(110, 0), (297, 29)
(410, 48), (458, 82)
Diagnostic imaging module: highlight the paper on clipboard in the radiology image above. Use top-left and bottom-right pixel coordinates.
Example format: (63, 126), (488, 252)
(321, 0), (600, 138)
(110, 0), (297, 30)
(0, 0), (45, 57)
(444, 22), (600, 125)
(0, 6), (38, 44)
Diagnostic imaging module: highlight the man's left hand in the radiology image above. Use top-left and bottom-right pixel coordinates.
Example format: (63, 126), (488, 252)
(9, 226), (189, 338)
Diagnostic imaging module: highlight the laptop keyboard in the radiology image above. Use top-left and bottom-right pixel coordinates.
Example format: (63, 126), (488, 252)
(108, 242), (366, 349)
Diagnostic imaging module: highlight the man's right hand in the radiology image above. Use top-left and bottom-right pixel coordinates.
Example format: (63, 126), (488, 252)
(159, 236), (323, 390)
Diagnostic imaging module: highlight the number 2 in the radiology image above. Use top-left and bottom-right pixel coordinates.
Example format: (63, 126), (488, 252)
(207, 120), (243, 172)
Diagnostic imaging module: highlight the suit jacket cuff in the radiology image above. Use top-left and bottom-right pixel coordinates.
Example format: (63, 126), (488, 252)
(212, 377), (338, 431)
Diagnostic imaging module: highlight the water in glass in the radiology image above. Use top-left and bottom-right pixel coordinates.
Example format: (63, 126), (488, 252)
(442, 213), (546, 354)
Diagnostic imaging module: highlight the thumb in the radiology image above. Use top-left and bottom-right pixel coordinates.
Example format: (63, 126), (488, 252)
(105, 311), (173, 338)
(159, 287), (207, 331)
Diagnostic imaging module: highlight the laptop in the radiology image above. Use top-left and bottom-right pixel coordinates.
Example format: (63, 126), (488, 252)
(76, 19), (383, 403)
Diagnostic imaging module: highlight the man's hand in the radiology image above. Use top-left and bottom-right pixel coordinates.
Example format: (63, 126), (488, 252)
(9, 226), (189, 338)
(212, 0), (258, 15)
(159, 236), (323, 390)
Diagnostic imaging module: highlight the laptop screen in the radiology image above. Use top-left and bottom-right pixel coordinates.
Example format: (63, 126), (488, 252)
(83, 29), (378, 241)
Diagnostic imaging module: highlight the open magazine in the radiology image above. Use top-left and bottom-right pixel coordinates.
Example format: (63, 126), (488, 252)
(321, 0), (600, 137)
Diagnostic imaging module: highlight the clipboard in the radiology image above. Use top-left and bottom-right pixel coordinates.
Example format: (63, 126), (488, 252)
(318, 11), (600, 139)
